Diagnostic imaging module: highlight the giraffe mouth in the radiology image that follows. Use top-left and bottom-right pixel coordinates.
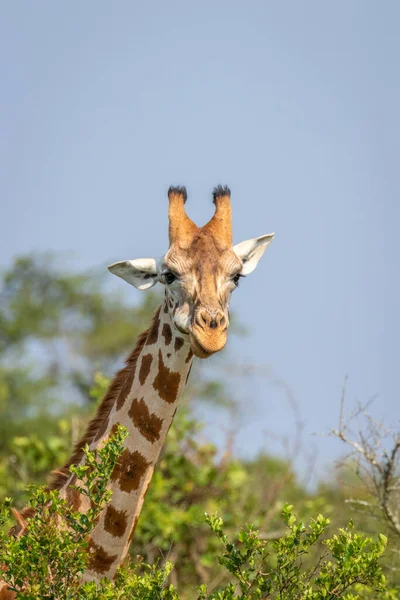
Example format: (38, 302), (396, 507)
(189, 334), (213, 359)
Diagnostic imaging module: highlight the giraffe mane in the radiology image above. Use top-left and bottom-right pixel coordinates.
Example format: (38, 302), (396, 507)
(48, 310), (160, 491)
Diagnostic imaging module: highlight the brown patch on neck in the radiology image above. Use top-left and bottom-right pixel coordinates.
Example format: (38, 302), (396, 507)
(88, 539), (117, 574)
(104, 505), (128, 538)
(186, 348), (193, 363)
(65, 479), (82, 511)
(162, 323), (172, 346)
(8, 506), (35, 538)
(0, 588), (17, 599)
(48, 307), (162, 491)
(174, 337), (184, 352)
(146, 307), (161, 345)
(139, 354), (153, 385)
(111, 448), (150, 493)
(153, 349), (181, 404)
(128, 398), (163, 443)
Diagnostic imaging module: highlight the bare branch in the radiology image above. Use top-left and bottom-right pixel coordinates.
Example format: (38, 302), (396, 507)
(330, 381), (400, 539)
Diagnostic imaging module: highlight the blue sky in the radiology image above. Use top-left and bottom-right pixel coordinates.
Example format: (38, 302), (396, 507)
(1, 1), (399, 482)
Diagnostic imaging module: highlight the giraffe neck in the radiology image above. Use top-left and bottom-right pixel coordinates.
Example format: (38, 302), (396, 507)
(59, 297), (193, 580)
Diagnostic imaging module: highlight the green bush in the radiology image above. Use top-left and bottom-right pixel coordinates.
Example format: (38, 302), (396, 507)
(0, 430), (396, 599)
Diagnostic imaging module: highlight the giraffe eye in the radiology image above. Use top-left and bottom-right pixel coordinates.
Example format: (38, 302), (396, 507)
(232, 273), (243, 286)
(164, 272), (176, 285)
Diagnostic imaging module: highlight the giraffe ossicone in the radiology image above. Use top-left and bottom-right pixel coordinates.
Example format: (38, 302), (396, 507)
(0, 186), (274, 595)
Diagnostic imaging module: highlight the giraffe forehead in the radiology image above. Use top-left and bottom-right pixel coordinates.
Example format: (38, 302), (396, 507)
(165, 234), (241, 278)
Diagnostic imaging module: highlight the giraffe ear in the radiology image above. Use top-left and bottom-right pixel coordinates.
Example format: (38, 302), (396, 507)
(233, 234), (275, 275)
(108, 258), (160, 290)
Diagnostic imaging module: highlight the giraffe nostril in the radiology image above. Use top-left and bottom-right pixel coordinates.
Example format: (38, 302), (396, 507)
(209, 319), (218, 329)
(200, 313), (208, 325)
(219, 316), (226, 327)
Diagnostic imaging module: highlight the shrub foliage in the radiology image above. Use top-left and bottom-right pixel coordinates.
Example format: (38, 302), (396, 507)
(0, 430), (396, 599)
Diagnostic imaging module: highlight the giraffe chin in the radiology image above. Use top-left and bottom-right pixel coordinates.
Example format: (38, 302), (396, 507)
(189, 335), (213, 359)
(189, 333), (226, 359)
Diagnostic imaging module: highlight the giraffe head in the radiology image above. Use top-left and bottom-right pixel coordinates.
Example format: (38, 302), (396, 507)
(109, 186), (274, 358)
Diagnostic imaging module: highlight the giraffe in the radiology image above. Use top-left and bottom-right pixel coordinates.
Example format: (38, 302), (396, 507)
(0, 185), (274, 594)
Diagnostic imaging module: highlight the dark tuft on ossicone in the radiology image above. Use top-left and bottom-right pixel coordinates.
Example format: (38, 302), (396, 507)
(212, 185), (231, 204)
(168, 185), (187, 203)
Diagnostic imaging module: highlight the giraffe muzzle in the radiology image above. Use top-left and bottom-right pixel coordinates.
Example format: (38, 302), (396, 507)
(190, 308), (228, 357)
(189, 335), (213, 358)
(189, 327), (227, 358)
